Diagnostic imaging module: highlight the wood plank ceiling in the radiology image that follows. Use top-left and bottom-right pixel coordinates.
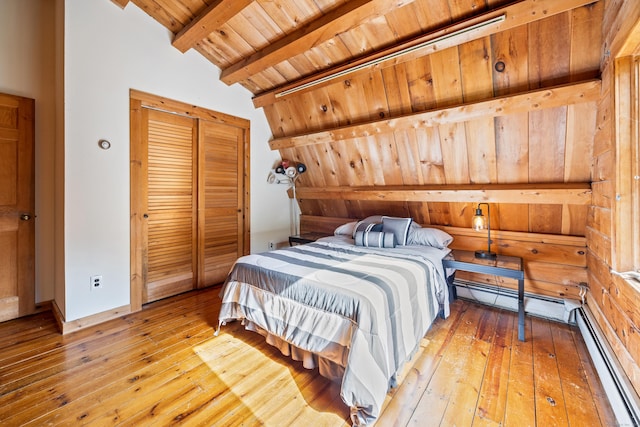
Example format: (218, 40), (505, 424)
(120, 0), (604, 236)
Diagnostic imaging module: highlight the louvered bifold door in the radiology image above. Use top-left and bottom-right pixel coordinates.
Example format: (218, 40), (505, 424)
(198, 120), (245, 287)
(144, 109), (197, 303)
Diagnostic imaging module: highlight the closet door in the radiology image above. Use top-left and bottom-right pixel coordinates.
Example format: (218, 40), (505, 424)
(130, 90), (250, 311)
(198, 121), (246, 286)
(144, 109), (197, 303)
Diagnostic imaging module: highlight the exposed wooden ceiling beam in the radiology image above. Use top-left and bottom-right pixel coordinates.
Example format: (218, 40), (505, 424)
(254, 0), (599, 108)
(110, 0), (129, 8)
(172, 0), (254, 53)
(295, 184), (593, 205)
(269, 79), (601, 150)
(608, 0), (640, 57)
(220, 0), (417, 86)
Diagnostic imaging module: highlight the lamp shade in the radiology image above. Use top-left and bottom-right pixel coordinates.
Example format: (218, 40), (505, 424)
(285, 166), (297, 178)
(472, 209), (485, 231)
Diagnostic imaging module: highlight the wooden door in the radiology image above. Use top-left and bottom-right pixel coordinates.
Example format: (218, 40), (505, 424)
(0, 93), (35, 321)
(130, 91), (250, 309)
(198, 121), (246, 286)
(143, 109), (198, 303)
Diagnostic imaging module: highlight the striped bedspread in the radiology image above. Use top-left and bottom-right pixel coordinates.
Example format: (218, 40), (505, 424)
(217, 239), (450, 426)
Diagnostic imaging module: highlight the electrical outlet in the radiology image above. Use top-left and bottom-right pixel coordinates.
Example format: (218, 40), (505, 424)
(90, 275), (103, 290)
(268, 241), (275, 250)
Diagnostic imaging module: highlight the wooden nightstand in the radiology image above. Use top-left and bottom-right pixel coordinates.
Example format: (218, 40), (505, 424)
(289, 233), (330, 246)
(443, 249), (526, 341)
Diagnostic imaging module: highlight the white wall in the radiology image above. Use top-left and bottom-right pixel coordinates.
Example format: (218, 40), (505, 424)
(0, 0), (57, 304)
(59, 0), (289, 321)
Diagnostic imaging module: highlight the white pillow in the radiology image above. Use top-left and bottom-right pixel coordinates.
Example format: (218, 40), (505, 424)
(361, 215), (383, 223)
(334, 221), (358, 236)
(407, 227), (453, 249)
(334, 216), (385, 237)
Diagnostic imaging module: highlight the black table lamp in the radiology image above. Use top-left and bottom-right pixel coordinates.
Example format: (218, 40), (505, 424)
(472, 203), (497, 259)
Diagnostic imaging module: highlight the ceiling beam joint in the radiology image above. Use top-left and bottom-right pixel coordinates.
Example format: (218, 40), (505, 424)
(220, 0), (418, 86)
(172, 0), (253, 53)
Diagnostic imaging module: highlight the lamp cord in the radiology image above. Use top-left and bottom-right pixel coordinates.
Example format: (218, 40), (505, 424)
(291, 179), (299, 236)
(464, 274), (502, 308)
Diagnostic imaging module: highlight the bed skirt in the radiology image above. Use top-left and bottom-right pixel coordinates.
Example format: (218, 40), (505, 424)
(245, 319), (347, 383)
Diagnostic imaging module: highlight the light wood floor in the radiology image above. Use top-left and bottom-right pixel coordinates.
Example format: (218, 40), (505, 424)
(0, 288), (616, 426)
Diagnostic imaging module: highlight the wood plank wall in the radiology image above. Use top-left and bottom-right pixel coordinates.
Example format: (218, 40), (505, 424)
(587, 0), (640, 399)
(300, 215), (587, 301)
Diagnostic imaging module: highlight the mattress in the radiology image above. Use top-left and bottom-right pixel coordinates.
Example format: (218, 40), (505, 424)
(217, 237), (450, 425)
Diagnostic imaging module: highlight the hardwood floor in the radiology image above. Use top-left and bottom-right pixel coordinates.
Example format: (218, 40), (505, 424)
(0, 288), (616, 426)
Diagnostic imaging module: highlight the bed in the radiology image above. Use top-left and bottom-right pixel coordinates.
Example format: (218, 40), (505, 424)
(216, 220), (453, 426)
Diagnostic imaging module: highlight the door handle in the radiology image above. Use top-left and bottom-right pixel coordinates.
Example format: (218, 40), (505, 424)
(143, 213), (149, 219)
(20, 214), (32, 221)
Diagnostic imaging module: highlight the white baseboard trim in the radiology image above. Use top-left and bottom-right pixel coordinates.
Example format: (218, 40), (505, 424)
(575, 306), (640, 427)
(453, 280), (640, 426)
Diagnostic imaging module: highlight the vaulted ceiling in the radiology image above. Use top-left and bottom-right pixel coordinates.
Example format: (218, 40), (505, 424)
(115, 0), (604, 235)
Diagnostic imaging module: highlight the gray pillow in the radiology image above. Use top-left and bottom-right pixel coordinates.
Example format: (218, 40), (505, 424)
(381, 216), (412, 246)
(354, 230), (396, 248)
(407, 227), (453, 249)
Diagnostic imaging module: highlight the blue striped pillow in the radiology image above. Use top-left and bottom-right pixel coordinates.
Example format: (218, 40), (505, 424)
(354, 230), (396, 248)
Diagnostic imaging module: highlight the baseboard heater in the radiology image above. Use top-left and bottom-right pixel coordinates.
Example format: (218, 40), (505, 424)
(454, 280), (640, 426)
(453, 280), (570, 322)
(575, 307), (640, 427)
